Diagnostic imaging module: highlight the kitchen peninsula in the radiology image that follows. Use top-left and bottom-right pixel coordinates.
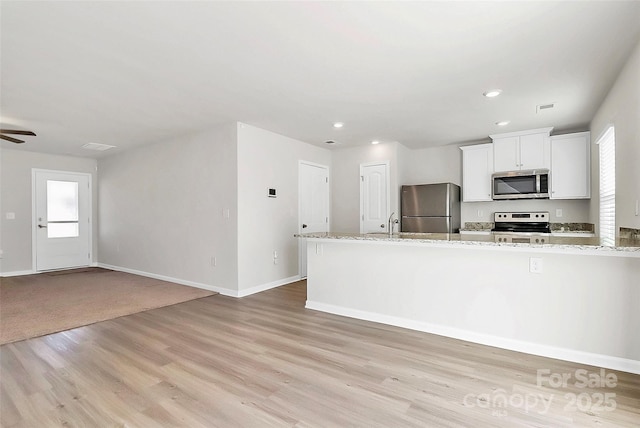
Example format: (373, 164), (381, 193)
(298, 232), (640, 374)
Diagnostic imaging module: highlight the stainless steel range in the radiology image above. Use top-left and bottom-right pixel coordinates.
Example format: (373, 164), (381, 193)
(492, 211), (551, 243)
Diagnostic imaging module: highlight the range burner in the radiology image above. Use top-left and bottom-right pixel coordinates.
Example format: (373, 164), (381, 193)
(492, 211), (551, 234)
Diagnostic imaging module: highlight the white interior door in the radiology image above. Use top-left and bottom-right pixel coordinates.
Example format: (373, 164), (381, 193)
(34, 169), (91, 271)
(299, 162), (329, 278)
(360, 162), (389, 233)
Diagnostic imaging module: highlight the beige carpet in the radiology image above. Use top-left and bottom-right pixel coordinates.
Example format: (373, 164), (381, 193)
(0, 268), (216, 345)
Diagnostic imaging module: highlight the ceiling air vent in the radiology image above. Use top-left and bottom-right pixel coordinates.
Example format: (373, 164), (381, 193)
(536, 103), (555, 113)
(324, 140), (336, 145)
(82, 142), (116, 151)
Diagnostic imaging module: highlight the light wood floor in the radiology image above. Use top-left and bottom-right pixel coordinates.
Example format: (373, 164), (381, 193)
(1, 280), (638, 427)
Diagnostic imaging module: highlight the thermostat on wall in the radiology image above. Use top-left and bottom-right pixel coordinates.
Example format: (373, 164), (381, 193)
(268, 188), (277, 198)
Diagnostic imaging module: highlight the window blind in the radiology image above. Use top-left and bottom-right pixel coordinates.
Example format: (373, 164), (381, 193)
(598, 127), (615, 246)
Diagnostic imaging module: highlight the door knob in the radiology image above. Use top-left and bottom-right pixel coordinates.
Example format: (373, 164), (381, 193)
(302, 224), (308, 228)
(38, 224), (47, 228)
(380, 224), (385, 228)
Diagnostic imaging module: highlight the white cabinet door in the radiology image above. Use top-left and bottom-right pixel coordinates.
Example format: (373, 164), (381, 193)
(461, 144), (493, 202)
(492, 137), (519, 172)
(491, 128), (552, 172)
(519, 133), (549, 170)
(550, 132), (591, 199)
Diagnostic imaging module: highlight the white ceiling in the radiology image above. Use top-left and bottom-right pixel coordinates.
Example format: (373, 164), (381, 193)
(1, 1), (639, 158)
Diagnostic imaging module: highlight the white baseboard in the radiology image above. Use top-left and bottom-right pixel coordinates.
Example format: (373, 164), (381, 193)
(236, 275), (301, 298)
(2, 262), (97, 278)
(1, 269), (38, 277)
(97, 263), (300, 298)
(97, 263), (237, 296)
(305, 300), (640, 375)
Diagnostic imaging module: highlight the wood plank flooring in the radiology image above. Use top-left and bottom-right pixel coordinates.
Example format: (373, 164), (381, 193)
(1, 280), (638, 427)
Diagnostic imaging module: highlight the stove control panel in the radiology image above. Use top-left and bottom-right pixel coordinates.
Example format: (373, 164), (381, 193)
(494, 235), (548, 244)
(494, 212), (549, 223)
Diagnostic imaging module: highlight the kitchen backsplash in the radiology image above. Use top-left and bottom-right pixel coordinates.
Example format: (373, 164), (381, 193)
(462, 222), (595, 233)
(550, 223), (595, 232)
(460, 199), (590, 224)
(619, 227), (640, 239)
(461, 222), (493, 231)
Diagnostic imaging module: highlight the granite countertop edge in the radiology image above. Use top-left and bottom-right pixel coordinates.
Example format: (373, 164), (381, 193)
(295, 232), (640, 254)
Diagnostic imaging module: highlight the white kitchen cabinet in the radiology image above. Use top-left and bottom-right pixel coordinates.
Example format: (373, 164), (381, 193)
(491, 128), (552, 172)
(460, 143), (493, 202)
(550, 132), (591, 199)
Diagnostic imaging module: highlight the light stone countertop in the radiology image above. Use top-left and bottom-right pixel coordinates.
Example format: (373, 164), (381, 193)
(295, 232), (640, 256)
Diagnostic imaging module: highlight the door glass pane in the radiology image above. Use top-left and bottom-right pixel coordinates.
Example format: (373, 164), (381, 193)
(48, 223), (79, 238)
(47, 180), (79, 221)
(46, 180), (80, 238)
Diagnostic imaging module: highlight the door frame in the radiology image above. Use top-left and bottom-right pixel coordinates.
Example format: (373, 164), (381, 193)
(359, 161), (390, 234)
(31, 168), (93, 272)
(298, 160), (330, 278)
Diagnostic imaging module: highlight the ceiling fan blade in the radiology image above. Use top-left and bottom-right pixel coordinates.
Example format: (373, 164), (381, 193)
(0, 129), (36, 136)
(0, 134), (25, 144)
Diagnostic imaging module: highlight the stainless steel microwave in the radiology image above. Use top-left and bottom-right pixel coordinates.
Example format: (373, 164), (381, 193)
(492, 169), (550, 200)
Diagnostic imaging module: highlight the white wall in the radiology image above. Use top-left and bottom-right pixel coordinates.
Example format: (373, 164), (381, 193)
(590, 39), (640, 233)
(401, 143), (463, 186)
(0, 149), (98, 274)
(236, 123), (330, 293)
(331, 142), (400, 233)
(98, 124), (239, 293)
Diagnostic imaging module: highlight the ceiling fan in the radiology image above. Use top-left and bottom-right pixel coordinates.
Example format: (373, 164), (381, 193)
(0, 129), (36, 144)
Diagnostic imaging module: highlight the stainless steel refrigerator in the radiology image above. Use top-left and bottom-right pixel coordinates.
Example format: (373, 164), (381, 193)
(401, 183), (461, 233)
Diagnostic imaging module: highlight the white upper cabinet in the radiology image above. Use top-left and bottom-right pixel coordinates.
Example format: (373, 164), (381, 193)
(491, 128), (552, 172)
(460, 143), (493, 202)
(550, 132), (591, 199)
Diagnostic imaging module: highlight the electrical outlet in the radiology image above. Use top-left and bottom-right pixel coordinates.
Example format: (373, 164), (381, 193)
(556, 209), (563, 218)
(273, 250), (278, 265)
(210, 256), (217, 267)
(5, 212), (15, 220)
(477, 210), (483, 218)
(529, 257), (543, 274)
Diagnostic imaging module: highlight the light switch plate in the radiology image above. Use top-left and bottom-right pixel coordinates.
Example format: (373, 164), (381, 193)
(555, 209), (562, 218)
(5, 212), (15, 220)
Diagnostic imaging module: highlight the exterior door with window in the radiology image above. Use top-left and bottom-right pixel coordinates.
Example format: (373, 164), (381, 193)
(34, 170), (91, 271)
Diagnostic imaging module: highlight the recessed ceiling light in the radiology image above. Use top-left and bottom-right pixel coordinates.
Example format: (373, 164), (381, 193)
(483, 89), (502, 98)
(333, 122), (344, 129)
(496, 121), (510, 126)
(371, 140), (380, 145)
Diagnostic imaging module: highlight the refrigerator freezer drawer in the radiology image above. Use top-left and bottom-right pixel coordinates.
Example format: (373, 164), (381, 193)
(402, 217), (454, 233)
